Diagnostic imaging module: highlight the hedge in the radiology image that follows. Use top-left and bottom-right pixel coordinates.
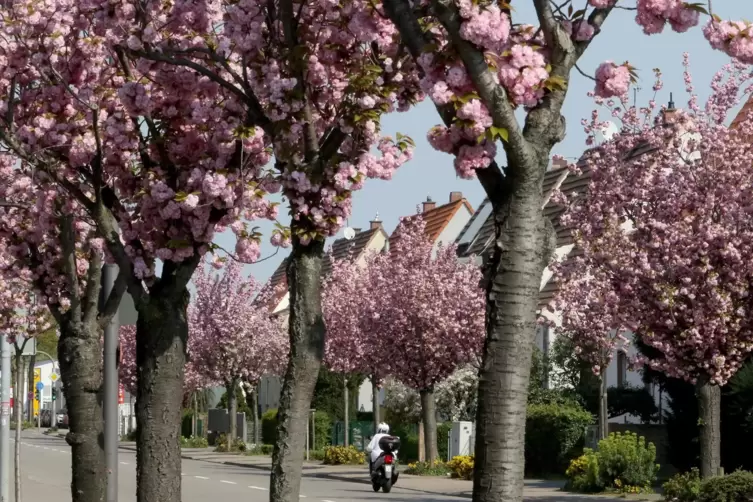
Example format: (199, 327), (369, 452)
(525, 402), (593, 476)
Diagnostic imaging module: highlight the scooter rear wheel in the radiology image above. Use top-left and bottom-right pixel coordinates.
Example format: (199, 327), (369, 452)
(382, 480), (392, 493)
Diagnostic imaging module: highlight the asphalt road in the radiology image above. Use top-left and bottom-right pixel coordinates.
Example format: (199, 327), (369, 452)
(10, 432), (466, 502)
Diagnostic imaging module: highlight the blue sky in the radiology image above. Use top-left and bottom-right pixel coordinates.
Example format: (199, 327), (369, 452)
(221, 2), (753, 283)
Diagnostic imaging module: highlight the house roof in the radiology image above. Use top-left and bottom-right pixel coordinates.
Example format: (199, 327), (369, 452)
(400, 197), (474, 244)
(455, 166), (570, 258)
(267, 226), (388, 309)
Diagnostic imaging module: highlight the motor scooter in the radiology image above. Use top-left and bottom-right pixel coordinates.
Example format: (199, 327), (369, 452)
(371, 435), (400, 493)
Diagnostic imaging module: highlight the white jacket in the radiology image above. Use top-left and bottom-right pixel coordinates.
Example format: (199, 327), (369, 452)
(366, 433), (398, 464)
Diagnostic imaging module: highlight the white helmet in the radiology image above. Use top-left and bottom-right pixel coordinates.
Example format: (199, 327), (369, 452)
(377, 422), (390, 434)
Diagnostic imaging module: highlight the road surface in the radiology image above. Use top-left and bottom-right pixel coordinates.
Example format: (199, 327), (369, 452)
(9, 432), (465, 502)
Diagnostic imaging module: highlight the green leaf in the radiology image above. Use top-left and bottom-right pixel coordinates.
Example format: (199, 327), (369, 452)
(490, 126), (509, 142)
(684, 2), (709, 15)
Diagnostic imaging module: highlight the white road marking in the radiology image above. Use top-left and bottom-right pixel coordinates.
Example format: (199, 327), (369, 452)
(249, 486), (268, 491)
(299, 496), (307, 499)
(120, 462), (129, 465)
(194, 476), (209, 480)
(322, 499), (337, 502)
(220, 480), (236, 485)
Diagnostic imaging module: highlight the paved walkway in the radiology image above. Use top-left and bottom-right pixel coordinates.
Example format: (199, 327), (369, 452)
(117, 442), (660, 501)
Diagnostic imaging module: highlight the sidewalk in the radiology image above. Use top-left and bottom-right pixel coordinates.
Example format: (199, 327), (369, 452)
(118, 442), (659, 501)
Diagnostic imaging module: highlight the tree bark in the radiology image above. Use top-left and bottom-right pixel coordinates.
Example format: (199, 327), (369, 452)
(270, 239), (326, 502)
(27, 353), (35, 423)
(598, 373), (608, 441)
(252, 387), (260, 445)
(58, 320), (106, 502)
(472, 166), (555, 502)
(344, 377), (349, 447)
(135, 292), (190, 502)
(420, 389), (439, 464)
(227, 378), (238, 447)
(696, 379), (721, 478)
(372, 379), (380, 433)
(14, 353), (23, 502)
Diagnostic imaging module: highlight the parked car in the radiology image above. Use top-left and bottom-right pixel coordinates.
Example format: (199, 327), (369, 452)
(56, 409), (69, 429)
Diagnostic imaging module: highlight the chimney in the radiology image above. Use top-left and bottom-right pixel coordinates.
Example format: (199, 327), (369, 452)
(551, 156), (568, 170)
(352, 228), (362, 234)
(449, 191), (463, 203)
(370, 212), (383, 231)
(422, 196), (436, 213)
(662, 92), (678, 125)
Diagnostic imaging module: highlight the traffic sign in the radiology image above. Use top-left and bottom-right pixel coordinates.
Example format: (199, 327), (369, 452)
(50, 373), (59, 383)
(35, 381), (44, 391)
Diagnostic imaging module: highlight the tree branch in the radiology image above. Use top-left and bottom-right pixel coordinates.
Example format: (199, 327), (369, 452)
(98, 268), (128, 329)
(59, 214), (82, 325)
(82, 249), (103, 327)
(430, 0), (530, 168)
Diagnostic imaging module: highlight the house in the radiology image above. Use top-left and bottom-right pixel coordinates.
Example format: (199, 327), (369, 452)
(454, 147), (669, 424)
(260, 192), (476, 413)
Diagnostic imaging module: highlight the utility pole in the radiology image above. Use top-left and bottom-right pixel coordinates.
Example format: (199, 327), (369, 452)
(0, 335), (10, 502)
(102, 264), (119, 502)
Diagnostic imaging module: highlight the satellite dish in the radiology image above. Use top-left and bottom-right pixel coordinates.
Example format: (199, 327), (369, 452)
(343, 227), (356, 240)
(594, 121), (618, 144)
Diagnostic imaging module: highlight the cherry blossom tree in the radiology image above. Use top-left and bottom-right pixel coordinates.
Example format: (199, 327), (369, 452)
(0, 277), (52, 502)
(323, 251), (393, 441)
(0, 0), (418, 499)
(0, 162), (126, 502)
(189, 261), (288, 445)
(554, 59), (753, 478)
(374, 1), (753, 499)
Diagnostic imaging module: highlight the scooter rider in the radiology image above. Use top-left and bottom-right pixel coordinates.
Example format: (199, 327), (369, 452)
(366, 422), (394, 475)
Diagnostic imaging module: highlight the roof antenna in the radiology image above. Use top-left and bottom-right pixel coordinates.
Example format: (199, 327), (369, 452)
(668, 92), (675, 110)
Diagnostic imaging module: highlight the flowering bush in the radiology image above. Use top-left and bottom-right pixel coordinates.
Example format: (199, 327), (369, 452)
(565, 432), (659, 494)
(181, 436), (209, 449)
(214, 434), (247, 453)
(322, 446), (365, 466)
(447, 455), (475, 480)
(663, 468), (701, 502)
(405, 461), (450, 476)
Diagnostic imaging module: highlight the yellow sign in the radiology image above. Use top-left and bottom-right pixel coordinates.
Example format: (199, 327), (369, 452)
(33, 368), (40, 416)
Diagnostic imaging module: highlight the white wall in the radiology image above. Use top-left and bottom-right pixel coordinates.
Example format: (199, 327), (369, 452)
(434, 207), (473, 251)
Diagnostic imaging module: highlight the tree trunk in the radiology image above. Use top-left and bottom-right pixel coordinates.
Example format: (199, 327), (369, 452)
(14, 353), (23, 502)
(696, 379), (721, 478)
(252, 388), (260, 445)
(418, 421), (425, 462)
(270, 239), (326, 502)
(372, 379), (380, 433)
(27, 353), (35, 423)
(420, 389), (438, 464)
(192, 394), (197, 438)
(135, 293), (190, 502)
(227, 379), (238, 447)
(472, 173), (554, 502)
(598, 373), (608, 441)
(344, 377), (349, 447)
(58, 321), (106, 502)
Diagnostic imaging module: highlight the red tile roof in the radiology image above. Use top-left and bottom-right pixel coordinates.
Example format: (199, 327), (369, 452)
(398, 198), (474, 244)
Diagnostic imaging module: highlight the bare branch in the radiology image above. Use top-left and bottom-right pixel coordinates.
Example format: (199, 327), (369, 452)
(575, 63), (596, 81)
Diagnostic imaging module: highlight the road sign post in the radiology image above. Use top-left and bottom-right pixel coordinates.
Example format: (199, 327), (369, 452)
(1, 335), (11, 502)
(102, 264), (119, 502)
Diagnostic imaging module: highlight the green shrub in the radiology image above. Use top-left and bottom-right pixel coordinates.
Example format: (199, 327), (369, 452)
(437, 422), (452, 461)
(565, 432), (659, 494)
(565, 449), (603, 493)
(322, 445), (365, 465)
(597, 431), (659, 492)
(214, 434), (247, 453)
(405, 460), (450, 476)
(245, 444), (275, 456)
(181, 436), (209, 449)
(261, 408), (278, 445)
(447, 455), (474, 480)
(312, 411), (331, 450)
(699, 470), (753, 502)
(309, 449), (326, 461)
(525, 402), (593, 476)
(181, 409), (194, 439)
(663, 468), (701, 502)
